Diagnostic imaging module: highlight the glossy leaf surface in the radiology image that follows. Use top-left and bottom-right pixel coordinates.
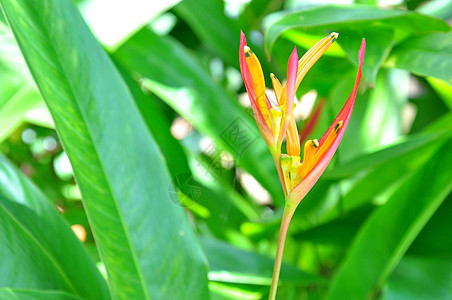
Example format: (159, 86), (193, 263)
(389, 32), (452, 84)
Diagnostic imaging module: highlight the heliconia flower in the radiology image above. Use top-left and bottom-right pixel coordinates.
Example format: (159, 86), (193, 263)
(239, 31), (366, 300)
(239, 31), (346, 196)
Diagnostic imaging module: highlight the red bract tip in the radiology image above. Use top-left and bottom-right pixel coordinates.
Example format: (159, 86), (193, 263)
(278, 47), (298, 144)
(290, 38), (366, 205)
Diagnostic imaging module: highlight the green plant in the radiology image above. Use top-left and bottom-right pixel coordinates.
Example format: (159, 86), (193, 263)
(0, 0), (451, 299)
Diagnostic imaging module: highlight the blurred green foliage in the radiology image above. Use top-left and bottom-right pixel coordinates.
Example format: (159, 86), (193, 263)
(0, 0), (451, 299)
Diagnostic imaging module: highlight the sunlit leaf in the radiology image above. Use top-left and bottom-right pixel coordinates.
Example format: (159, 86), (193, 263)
(201, 238), (324, 286)
(264, 5), (450, 82)
(382, 256), (452, 300)
(388, 32), (452, 84)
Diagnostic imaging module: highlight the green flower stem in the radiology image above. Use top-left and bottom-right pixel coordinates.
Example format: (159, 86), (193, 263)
(268, 202), (296, 300)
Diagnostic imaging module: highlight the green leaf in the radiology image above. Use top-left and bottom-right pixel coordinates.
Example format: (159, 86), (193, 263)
(327, 138), (452, 300)
(332, 131), (448, 215)
(417, 0), (452, 20)
(339, 69), (409, 160)
(0, 0), (209, 299)
(325, 130), (451, 179)
(336, 26), (394, 83)
(427, 77), (452, 110)
(264, 5), (450, 82)
(293, 205), (375, 247)
(209, 282), (263, 300)
(0, 289), (82, 300)
(201, 238), (324, 286)
(264, 5), (450, 54)
(173, 0), (239, 66)
(285, 25), (394, 83)
(382, 256), (452, 300)
(0, 21), (43, 142)
(0, 155), (109, 299)
(114, 28), (283, 204)
(408, 193), (452, 257)
(0, 82), (42, 142)
(388, 32), (452, 84)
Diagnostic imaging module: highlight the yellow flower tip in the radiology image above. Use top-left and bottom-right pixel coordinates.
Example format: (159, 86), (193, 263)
(294, 32), (340, 92)
(270, 73), (284, 105)
(335, 120), (343, 133)
(304, 139), (318, 151)
(244, 46), (252, 57)
(312, 139), (319, 148)
(331, 32), (339, 43)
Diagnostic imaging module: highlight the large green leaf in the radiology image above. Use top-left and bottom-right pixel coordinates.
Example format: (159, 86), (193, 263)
(327, 138), (452, 299)
(382, 256), (452, 300)
(173, 0), (239, 66)
(0, 289), (81, 300)
(264, 5), (450, 83)
(427, 77), (452, 110)
(408, 193), (452, 257)
(417, 0), (452, 21)
(326, 131), (451, 217)
(0, 0), (209, 299)
(0, 156), (109, 299)
(324, 130), (451, 179)
(292, 205), (375, 247)
(201, 238), (324, 286)
(338, 69), (409, 160)
(114, 28), (283, 203)
(388, 32), (452, 84)
(265, 5), (450, 54)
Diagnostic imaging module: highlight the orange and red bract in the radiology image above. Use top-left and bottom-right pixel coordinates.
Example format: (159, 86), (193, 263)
(239, 31), (366, 300)
(239, 31), (365, 206)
